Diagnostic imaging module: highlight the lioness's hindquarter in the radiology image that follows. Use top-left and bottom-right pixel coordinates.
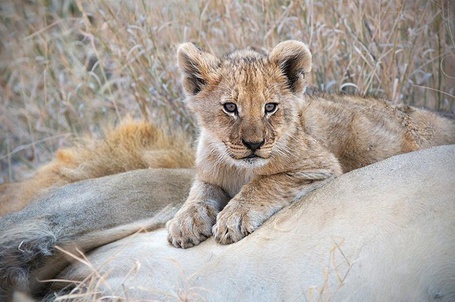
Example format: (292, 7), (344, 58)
(0, 169), (194, 299)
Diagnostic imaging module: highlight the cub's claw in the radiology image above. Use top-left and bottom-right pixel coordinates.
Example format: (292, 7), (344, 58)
(212, 203), (263, 245)
(166, 202), (218, 249)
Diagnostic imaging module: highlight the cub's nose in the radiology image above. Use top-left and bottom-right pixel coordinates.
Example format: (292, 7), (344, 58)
(242, 139), (265, 152)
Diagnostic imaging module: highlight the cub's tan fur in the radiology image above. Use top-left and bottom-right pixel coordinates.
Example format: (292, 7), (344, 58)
(166, 40), (455, 248)
(0, 119), (194, 216)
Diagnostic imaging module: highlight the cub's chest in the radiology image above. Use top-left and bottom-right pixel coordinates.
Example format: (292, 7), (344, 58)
(200, 164), (255, 198)
(220, 168), (255, 198)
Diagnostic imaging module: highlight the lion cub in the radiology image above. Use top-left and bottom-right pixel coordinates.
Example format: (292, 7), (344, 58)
(166, 40), (455, 248)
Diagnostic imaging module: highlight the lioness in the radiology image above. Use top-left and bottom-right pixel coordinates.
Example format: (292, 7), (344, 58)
(1, 145), (454, 300)
(166, 40), (455, 248)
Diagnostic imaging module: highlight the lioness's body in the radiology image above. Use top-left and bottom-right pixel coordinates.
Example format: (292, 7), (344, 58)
(167, 41), (455, 248)
(1, 145), (453, 301)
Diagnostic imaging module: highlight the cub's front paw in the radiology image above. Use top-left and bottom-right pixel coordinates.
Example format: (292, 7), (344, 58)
(166, 202), (219, 249)
(212, 203), (265, 245)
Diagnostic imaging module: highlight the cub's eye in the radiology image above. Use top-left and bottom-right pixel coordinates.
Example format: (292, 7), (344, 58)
(265, 103), (278, 114)
(223, 102), (238, 114)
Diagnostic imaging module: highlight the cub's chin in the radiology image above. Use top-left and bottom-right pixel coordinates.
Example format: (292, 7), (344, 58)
(229, 153), (269, 169)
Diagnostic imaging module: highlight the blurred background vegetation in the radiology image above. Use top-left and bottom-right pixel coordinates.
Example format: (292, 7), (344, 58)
(1, 0), (454, 183)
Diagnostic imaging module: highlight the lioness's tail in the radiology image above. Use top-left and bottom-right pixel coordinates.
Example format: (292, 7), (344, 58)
(0, 120), (195, 216)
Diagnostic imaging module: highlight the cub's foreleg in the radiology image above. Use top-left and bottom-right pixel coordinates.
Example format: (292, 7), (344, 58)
(213, 171), (335, 245)
(166, 179), (230, 248)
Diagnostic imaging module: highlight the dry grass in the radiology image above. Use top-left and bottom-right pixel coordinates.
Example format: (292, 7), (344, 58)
(1, 0), (454, 183)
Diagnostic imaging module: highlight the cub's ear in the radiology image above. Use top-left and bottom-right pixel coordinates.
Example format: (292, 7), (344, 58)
(270, 40), (312, 94)
(177, 43), (220, 96)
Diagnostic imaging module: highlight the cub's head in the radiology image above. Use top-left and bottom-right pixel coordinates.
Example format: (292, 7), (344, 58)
(177, 40), (312, 168)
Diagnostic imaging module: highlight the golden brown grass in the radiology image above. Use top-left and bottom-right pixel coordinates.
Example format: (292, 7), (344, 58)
(1, 0), (454, 183)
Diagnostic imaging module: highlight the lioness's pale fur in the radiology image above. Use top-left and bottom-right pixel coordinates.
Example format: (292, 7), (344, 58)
(1, 145), (453, 301)
(166, 40), (455, 248)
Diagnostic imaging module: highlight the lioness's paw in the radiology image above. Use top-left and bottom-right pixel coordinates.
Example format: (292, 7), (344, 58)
(166, 202), (218, 249)
(212, 203), (264, 245)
